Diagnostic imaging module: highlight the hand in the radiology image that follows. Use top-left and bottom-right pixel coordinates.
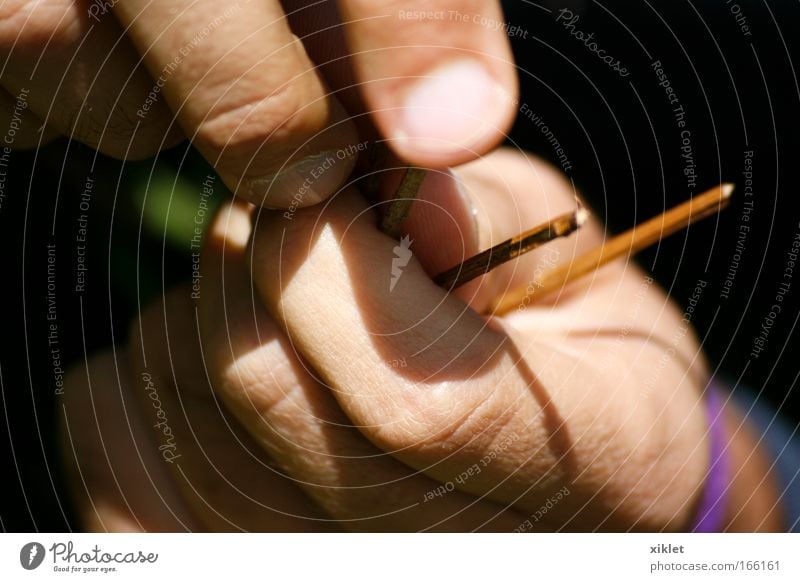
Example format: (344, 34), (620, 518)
(0, 0), (517, 206)
(60, 149), (786, 532)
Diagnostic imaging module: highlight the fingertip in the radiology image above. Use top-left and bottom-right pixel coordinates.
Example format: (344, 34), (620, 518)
(338, 1), (518, 166)
(217, 97), (363, 209)
(379, 167), (481, 277)
(386, 58), (518, 166)
(207, 200), (254, 255)
(230, 147), (359, 209)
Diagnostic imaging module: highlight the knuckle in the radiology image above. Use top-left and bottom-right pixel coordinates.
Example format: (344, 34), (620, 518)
(386, 382), (511, 453)
(220, 350), (298, 419)
(194, 73), (329, 171)
(369, 413), (431, 454)
(56, 93), (174, 160)
(444, 391), (515, 449)
(353, 387), (459, 454)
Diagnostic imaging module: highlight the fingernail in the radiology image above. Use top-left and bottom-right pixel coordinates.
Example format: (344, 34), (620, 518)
(210, 201), (252, 251)
(243, 150), (356, 208)
(397, 60), (504, 156)
(400, 168), (481, 276)
(449, 170), (481, 249)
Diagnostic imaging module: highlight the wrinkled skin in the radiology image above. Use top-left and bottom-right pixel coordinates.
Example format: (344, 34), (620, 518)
(61, 149), (784, 532)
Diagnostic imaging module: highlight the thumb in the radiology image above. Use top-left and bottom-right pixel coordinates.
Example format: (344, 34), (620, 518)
(379, 150), (603, 312)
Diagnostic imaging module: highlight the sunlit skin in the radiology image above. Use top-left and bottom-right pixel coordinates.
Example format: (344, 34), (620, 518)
(61, 150), (783, 532)
(0, 0), (516, 195)
(1, 0), (782, 533)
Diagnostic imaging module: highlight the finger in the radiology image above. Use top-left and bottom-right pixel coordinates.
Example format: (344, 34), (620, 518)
(455, 150), (710, 380)
(113, 0), (360, 207)
(200, 201), (524, 530)
(379, 150), (604, 313)
(0, 0), (182, 158)
(376, 164), (481, 276)
(60, 351), (197, 532)
(129, 283), (335, 531)
(250, 183), (709, 529)
(452, 149), (603, 311)
(389, 149), (704, 377)
(337, 0), (518, 166)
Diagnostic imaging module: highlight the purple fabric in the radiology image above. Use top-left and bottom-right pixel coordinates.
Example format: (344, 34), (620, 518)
(690, 385), (730, 532)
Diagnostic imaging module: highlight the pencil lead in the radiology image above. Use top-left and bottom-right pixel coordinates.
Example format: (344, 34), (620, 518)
(720, 183), (735, 200)
(575, 206), (590, 227)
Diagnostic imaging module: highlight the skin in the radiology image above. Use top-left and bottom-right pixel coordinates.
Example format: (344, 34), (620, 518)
(0, 0), (517, 203)
(60, 150), (785, 531)
(1, 0), (781, 532)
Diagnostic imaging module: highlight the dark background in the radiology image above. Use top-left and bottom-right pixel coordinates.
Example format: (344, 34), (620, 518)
(1, 0), (798, 531)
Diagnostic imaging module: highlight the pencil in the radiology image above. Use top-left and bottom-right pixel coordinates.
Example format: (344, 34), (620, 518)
(380, 168), (427, 238)
(434, 207), (589, 289)
(488, 183), (734, 315)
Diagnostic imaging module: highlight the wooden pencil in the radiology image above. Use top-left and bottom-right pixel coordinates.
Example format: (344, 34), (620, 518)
(380, 168), (427, 238)
(434, 207), (589, 289)
(488, 183), (734, 315)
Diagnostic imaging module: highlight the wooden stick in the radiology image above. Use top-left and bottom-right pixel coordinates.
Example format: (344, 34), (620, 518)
(380, 168), (427, 238)
(434, 207), (589, 289)
(488, 183), (734, 315)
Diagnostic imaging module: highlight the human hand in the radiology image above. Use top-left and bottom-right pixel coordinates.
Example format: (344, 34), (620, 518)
(0, 0), (517, 207)
(59, 148), (776, 532)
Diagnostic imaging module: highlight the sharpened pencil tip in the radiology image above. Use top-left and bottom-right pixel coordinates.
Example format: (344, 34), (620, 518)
(575, 207), (590, 226)
(720, 183), (735, 199)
